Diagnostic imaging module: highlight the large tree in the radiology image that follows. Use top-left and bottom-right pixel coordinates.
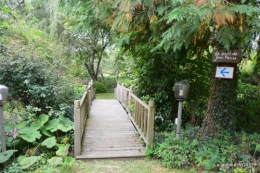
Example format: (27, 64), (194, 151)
(59, 1), (112, 81)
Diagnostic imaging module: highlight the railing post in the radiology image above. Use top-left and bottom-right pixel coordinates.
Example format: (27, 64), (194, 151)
(74, 100), (81, 157)
(121, 84), (124, 103)
(92, 87), (96, 100)
(147, 100), (155, 147)
(84, 85), (89, 118)
(114, 84), (117, 99)
(128, 86), (133, 107)
(88, 89), (92, 112)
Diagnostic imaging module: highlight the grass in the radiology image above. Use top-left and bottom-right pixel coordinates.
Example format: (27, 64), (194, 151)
(96, 93), (115, 99)
(39, 158), (196, 173)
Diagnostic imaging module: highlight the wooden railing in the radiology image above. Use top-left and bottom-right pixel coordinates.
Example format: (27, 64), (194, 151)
(114, 83), (155, 147)
(74, 80), (95, 157)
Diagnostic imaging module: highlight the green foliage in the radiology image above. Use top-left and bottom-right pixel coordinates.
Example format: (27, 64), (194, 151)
(0, 56), (78, 115)
(123, 49), (211, 131)
(47, 156), (63, 166)
(127, 100), (135, 112)
(149, 126), (200, 169)
(19, 127), (42, 143)
(2, 163), (25, 173)
(148, 127), (260, 172)
(17, 156), (40, 170)
(100, 76), (117, 92)
(95, 93), (114, 100)
(45, 115), (73, 133)
(93, 82), (107, 93)
(157, 1), (260, 51)
(30, 114), (49, 130)
(41, 137), (57, 149)
(2, 106), (74, 171)
(235, 81), (260, 133)
(0, 150), (17, 163)
(56, 144), (70, 157)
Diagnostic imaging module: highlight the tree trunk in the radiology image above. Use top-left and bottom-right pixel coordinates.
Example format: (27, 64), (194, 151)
(100, 67), (104, 81)
(84, 62), (98, 81)
(198, 62), (238, 138)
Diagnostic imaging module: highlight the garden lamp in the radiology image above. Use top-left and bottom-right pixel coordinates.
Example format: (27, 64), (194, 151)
(0, 85), (8, 154)
(174, 81), (190, 138)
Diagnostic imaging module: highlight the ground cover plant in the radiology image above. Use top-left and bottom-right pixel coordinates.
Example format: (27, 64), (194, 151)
(147, 126), (260, 172)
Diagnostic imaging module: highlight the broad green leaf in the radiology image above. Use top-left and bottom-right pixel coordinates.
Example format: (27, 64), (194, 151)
(31, 114), (49, 130)
(45, 116), (73, 133)
(47, 157), (63, 166)
(6, 139), (20, 147)
(19, 127), (42, 143)
(0, 150), (17, 163)
(41, 137), (56, 149)
(15, 121), (28, 129)
(17, 155), (26, 163)
(56, 144), (70, 157)
(57, 116), (73, 132)
(40, 127), (53, 137)
(18, 156), (40, 169)
(45, 119), (59, 132)
(4, 124), (14, 133)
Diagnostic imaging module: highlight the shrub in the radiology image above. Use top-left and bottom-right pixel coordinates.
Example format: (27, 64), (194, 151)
(0, 56), (78, 118)
(101, 76), (117, 92)
(235, 81), (260, 133)
(147, 126), (260, 172)
(93, 82), (107, 93)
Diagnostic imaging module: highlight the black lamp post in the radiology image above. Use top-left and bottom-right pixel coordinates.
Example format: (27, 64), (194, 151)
(174, 81), (190, 138)
(0, 85), (8, 155)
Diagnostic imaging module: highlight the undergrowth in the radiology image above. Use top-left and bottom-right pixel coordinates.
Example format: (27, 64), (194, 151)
(147, 126), (260, 173)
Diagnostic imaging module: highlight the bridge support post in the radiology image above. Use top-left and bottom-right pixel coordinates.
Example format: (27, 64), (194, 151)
(74, 100), (81, 157)
(121, 84), (124, 103)
(128, 86), (133, 107)
(147, 100), (155, 147)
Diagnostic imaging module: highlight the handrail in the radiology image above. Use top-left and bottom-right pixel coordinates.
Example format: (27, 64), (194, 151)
(74, 80), (95, 157)
(114, 83), (155, 147)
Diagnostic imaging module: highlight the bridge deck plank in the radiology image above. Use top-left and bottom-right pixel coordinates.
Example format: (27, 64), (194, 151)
(78, 99), (146, 159)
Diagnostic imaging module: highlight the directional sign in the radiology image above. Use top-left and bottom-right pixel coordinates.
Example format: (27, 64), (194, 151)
(215, 66), (234, 79)
(212, 50), (241, 63)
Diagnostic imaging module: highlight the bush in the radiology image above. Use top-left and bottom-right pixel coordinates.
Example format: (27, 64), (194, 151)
(93, 82), (107, 93)
(235, 81), (260, 133)
(101, 76), (117, 92)
(0, 56), (78, 118)
(147, 126), (260, 172)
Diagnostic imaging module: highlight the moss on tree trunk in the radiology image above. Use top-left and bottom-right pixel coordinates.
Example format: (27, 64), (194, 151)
(198, 63), (238, 138)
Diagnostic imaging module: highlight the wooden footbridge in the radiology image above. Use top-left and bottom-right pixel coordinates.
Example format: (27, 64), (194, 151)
(73, 82), (155, 159)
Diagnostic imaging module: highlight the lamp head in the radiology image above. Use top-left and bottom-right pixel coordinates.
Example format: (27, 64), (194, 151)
(0, 85), (8, 105)
(174, 81), (190, 101)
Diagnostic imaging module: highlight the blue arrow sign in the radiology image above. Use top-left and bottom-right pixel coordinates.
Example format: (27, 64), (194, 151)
(215, 67), (234, 79)
(220, 68), (229, 77)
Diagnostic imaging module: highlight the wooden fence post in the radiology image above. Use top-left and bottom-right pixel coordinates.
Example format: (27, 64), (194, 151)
(74, 100), (81, 157)
(114, 83), (117, 99)
(88, 89), (92, 112)
(128, 86), (133, 107)
(147, 100), (155, 147)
